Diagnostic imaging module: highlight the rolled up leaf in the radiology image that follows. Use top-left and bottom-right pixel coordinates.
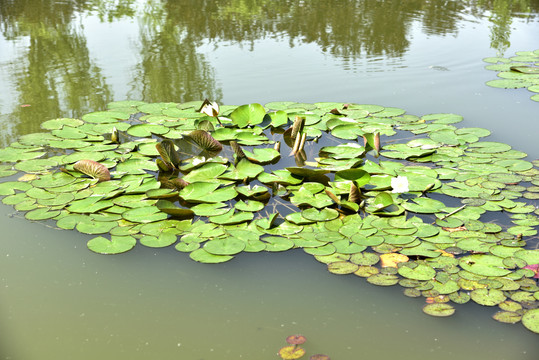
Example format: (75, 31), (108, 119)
(73, 159), (110, 182)
(156, 139), (181, 170)
(186, 130), (223, 152)
(230, 141), (245, 160)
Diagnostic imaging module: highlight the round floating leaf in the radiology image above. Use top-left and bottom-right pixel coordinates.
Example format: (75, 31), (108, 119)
(183, 162), (227, 182)
(514, 249), (539, 264)
(122, 206), (168, 223)
(175, 242), (200, 253)
(243, 147), (281, 164)
(221, 158), (264, 180)
(398, 263), (436, 280)
(15, 158), (58, 173)
(278, 345), (306, 360)
(189, 248), (234, 263)
(146, 188), (179, 199)
(209, 209), (253, 225)
(493, 311), (522, 324)
(25, 207), (61, 221)
(459, 255), (512, 277)
(350, 252), (380, 266)
(140, 230), (178, 248)
(0, 181), (32, 195)
(41, 118), (84, 130)
(470, 288), (506, 306)
(155, 200), (194, 218)
(468, 141), (512, 154)
(380, 253), (409, 268)
(263, 236), (294, 252)
(367, 273), (399, 286)
(191, 203), (229, 217)
(301, 208), (339, 222)
(320, 143), (365, 159)
(204, 238), (246, 255)
(304, 244), (336, 256)
(68, 197), (114, 213)
(402, 197), (446, 214)
(76, 219), (118, 234)
(234, 200), (264, 212)
(422, 303), (455, 317)
(0, 147), (46, 162)
(87, 235), (136, 254)
(522, 309), (539, 333)
(180, 182), (237, 203)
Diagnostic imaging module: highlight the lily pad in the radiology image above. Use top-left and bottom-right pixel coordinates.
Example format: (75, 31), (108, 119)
(189, 249), (234, 263)
(87, 235), (136, 254)
(422, 303), (455, 317)
(398, 263), (436, 281)
(204, 238), (246, 255)
(522, 309), (539, 333)
(471, 288), (506, 306)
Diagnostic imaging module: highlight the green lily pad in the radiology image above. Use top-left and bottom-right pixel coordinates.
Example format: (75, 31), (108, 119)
(301, 208), (339, 222)
(25, 207), (61, 221)
(180, 182), (238, 203)
(459, 255), (512, 277)
(234, 200), (264, 212)
(398, 263), (436, 280)
(122, 206), (168, 223)
(204, 238), (246, 255)
(191, 203), (229, 217)
(209, 209), (253, 225)
(402, 197), (446, 214)
(220, 158), (264, 180)
(189, 248), (234, 263)
(87, 235), (136, 254)
(262, 236), (294, 252)
(493, 311), (522, 324)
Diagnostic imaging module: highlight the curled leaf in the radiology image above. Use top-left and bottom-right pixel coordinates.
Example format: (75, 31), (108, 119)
(186, 130), (223, 152)
(156, 139), (181, 170)
(73, 159), (110, 182)
(230, 140), (246, 160)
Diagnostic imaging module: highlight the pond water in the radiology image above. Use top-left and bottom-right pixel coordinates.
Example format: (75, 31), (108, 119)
(1, 1), (539, 359)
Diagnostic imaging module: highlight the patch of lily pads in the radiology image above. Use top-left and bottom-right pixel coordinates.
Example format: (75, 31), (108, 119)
(0, 99), (539, 333)
(484, 49), (539, 102)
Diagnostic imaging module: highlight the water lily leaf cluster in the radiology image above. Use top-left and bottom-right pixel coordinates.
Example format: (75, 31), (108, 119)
(0, 100), (539, 333)
(484, 49), (539, 102)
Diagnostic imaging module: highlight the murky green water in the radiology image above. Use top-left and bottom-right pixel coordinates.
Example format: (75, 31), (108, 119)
(1, 1), (539, 359)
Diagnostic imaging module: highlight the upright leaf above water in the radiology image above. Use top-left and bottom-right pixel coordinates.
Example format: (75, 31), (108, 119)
(155, 139), (182, 170)
(177, 130), (223, 158)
